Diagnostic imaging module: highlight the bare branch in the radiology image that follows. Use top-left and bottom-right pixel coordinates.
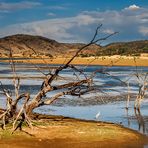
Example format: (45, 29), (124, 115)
(90, 24), (103, 43)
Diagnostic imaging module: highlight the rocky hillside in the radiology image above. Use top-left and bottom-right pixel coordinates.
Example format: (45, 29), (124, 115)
(0, 34), (147, 58)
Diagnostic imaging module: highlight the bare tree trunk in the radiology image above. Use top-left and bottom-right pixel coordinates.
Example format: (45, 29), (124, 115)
(0, 25), (118, 131)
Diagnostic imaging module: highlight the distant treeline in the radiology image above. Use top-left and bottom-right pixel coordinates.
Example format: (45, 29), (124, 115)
(96, 40), (148, 56)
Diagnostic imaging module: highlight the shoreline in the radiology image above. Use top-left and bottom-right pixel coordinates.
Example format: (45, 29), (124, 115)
(0, 56), (148, 66)
(0, 114), (148, 148)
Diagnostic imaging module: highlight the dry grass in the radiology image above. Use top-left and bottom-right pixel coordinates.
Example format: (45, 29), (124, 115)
(0, 116), (148, 148)
(2, 56), (148, 66)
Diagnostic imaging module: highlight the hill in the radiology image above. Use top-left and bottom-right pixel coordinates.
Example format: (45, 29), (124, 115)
(0, 34), (147, 58)
(0, 34), (101, 58)
(97, 40), (148, 56)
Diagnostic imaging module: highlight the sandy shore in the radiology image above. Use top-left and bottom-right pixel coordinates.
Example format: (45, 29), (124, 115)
(0, 115), (148, 148)
(1, 56), (148, 66)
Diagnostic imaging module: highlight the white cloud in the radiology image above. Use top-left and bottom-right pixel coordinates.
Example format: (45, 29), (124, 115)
(47, 12), (56, 17)
(124, 4), (140, 11)
(139, 26), (148, 36)
(0, 14), (100, 42)
(0, 10), (9, 13)
(0, 1), (41, 11)
(102, 29), (114, 34)
(76, 14), (98, 26)
(0, 6), (147, 43)
(47, 6), (67, 10)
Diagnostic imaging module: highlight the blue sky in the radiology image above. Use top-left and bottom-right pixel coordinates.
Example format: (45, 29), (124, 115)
(0, 0), (148, 44)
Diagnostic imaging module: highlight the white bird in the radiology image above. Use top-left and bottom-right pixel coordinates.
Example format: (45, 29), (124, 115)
(95, 112), (101, 120)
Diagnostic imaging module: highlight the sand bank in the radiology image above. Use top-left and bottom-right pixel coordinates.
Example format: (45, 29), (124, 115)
(1, 56), (147, 66)
(0, 115), (148, 148)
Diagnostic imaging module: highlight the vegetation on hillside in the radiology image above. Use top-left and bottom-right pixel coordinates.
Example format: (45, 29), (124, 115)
(0, 34), (147, 58)
(96, 40), (148, 56)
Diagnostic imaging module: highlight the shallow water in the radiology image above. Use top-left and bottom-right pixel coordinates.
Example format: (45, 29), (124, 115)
(35, 100), (148, 135)
(0, 62), (148, 135)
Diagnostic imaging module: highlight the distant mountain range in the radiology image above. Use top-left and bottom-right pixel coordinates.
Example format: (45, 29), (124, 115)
(0, 34), (147, 58)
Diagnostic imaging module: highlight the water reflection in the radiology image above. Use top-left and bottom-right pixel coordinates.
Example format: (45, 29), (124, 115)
(125, 108), (131, 128)
(125, 107), (148, 135)
(0, 63), (148, 135)
(135, 109), (145, 134)
(35, 101), (148, 135)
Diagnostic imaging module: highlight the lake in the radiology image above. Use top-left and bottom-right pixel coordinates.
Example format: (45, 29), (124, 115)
(0, 62), (148, 135)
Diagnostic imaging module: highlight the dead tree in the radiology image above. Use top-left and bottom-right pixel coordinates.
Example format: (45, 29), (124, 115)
(0, 25), (117, 131)
(134, 74), (148, 111)
(126, 73), (147, 110)
(126, 82), (130, 109)
(125, 58), (148, 111)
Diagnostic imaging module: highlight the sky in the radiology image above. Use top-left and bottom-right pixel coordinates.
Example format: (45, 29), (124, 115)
(0, 0), (148, 44)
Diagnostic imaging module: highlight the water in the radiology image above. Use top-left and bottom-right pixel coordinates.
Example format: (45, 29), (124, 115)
(0, 62), (148, 135)
(35, 101), (148, 135)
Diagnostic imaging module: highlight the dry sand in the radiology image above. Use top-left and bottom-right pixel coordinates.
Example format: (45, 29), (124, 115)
(2, 56), (147, 66)
(0, 116), (148, 148)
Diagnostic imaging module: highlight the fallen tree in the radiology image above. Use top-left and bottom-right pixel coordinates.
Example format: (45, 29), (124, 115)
(0, 25), (118, 132)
